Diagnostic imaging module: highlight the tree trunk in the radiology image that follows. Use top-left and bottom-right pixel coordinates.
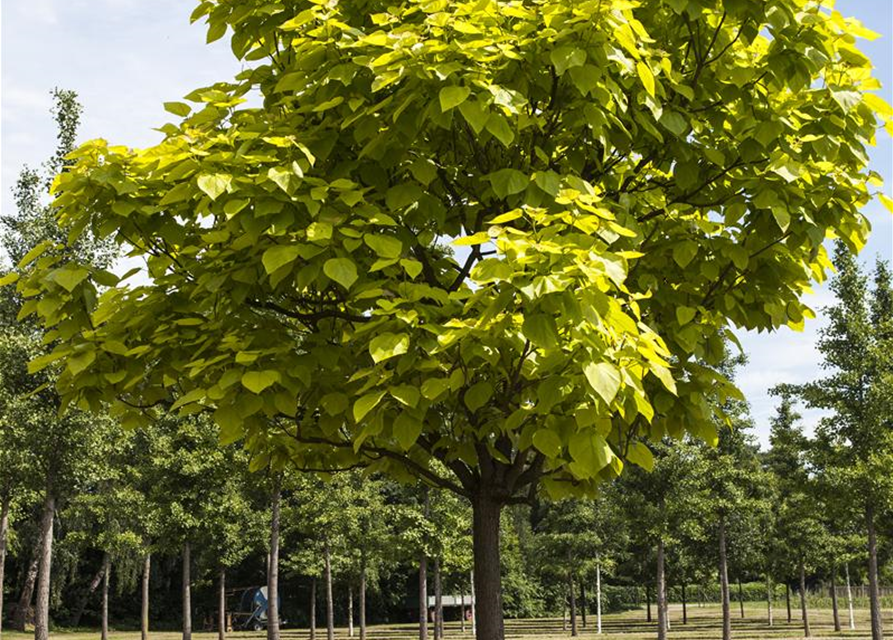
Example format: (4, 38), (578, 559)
(656, 540), (667, 640)
(785, 583), (791, 623)
(798, 560), (811, 638)
(69, 565), (106, 627)
(461, 593), (466, 634)
(845, 563), (855, 631)
(101, 552), (111, 640)
(360, 558), (367, 640)
(34, 491), (55, 640)
(325, 543), (334, 640)
(0, 496), (9, 639)
(218, 568), (226, 640)
(471, 494), (504, 640)
(830, 569), (841, 632)
(681, 583), (687, 625)
(568, 569), (577, 637)
(645, 586), (651, 623)
(310, 578), (317, 640)
(268, 480), (281, 640)
(348, 586), (355, 639)
(434, 558), (443, 640)
(183, 542), (192, 640)
(419, 554), (428, 640)
(580, 581), (587, 629)
(718, 518), (731, 640)
(737, 577), (744, 619)
(470, 569), (476, 637)
(766, 574), (773, 627)
(595, 558), (602, 635)
(12, 551), (39, 631)
(142, 553), (151, 640)
(866, 505), (884, 640)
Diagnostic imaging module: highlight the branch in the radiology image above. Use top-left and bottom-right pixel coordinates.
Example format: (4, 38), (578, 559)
(246, 298), (369, 326)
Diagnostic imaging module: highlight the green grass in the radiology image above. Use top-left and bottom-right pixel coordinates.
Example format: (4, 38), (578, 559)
(3, 603), (891, 640)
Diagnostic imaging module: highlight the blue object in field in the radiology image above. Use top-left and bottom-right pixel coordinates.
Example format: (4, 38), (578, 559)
(238, 587), (281, 630)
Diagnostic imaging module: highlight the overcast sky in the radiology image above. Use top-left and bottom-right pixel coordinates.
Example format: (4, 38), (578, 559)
(2, 0), (891, 447)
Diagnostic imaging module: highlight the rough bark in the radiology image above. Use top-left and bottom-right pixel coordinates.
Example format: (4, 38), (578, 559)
(798, 560), (811, 638)
(310, 577), (317, 640)
(766, 574), (773, 627)
(183, 542), (192, 640)
(101, 552), (111, 640)
(0, 496), (9, 639)
(69, 565), (106, 627)
(830, 569), (840, 632)
(595, 559), (602, 635)
(434, 558), (443, 640)
(866, 505), (884, 640)
(268, 481), (281, 640)
(218, 568), (226, 640)
(718, 518), (731, 640)
(845, 563), (856, 631)
(325, 543), (334, 640)
(12, 534), (40, 631)
(568, 569), (577, 637)
(360, 558), (367, 640)
(33, 491), (55, 640)
(472, 495), (504, 640)
(142, 553), (151, 640)
(419, 554), (428, 640)
(656, 540), (667, 640)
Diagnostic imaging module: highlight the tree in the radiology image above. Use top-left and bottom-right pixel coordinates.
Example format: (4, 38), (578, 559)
(13, 3), (890, 639)
(796, 246), (893, 640)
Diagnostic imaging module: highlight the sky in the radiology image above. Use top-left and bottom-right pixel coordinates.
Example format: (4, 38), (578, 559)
(2, 0), (892, 447)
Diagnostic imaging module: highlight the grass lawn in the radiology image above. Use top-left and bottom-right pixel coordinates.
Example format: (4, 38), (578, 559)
(3, 603), (891, 640)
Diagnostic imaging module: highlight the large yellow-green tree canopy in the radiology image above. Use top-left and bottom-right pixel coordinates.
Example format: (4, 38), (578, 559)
(9, 0), (890, 636)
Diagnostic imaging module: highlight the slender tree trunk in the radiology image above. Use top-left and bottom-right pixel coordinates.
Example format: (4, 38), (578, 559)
(645, 586), (651, 623)
(595, 558), (602, 635)
(101, 552), (111, 640)
(434, 558), (443, 640)
(845, 563), (855, 631)
(348, 586), (355, 639)
(360, 558), (367, 640)
(737, 577), (745, 619)
(0, 496), (9, 639)
(419, 554), (428, 640)
(718, 518), (731, 640)
(183, 542), (192, 640)
(142, 552), (151, 640)
(325, 543), (334, 640)
(471, 494), (503, 640)
(218, 568), (226, 640)
(830, 569), (841, 632)
(33, 491), (54, 640)
(268, 480), (281, 640)
(461, 593), (466, 634)
(70, 565), (106, 627)
(766, 574), (773, 627)
(580, 581), (587, 629)
(785, 583), (791, 623)
(12, 552), (39, 632)
(568, 569), (577, 637)
(656, 540), (667, 640)
(563, 595), (567, 632)
(798, 560), (811, 638)
(310, 578), (317, 640)
(681, 583), (687, 625)
(470, 569), (476, 638)
(866, 505), (884, 640)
